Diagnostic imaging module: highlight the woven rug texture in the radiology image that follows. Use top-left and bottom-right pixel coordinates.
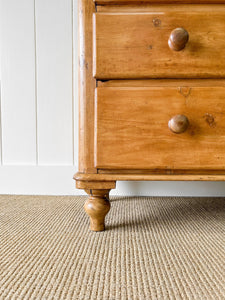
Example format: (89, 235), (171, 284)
(0, 195), (225, 300)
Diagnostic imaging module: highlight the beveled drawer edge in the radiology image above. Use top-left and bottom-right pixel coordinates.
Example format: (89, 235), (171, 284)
(97, 79), (225, 88)
(94, 0), (225, 4)
(98, 169), (225, 175)
(97, 4), (225, 13)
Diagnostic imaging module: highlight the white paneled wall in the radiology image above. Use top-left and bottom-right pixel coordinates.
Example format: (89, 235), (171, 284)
(35, 0), (73, 165)
(0, 0), (225, 195)
(0, 0), (78, 195)
(0, 0), (36, 165)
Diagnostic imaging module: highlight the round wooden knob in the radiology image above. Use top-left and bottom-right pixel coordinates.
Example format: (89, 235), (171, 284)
(168, 114), (189, 134)
(168, 28), (189, 51)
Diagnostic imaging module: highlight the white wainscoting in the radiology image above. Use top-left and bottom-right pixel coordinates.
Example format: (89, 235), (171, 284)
(0, 0), (225, 195)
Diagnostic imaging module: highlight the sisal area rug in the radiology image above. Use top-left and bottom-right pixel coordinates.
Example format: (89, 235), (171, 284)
(0, 195), (225, 300)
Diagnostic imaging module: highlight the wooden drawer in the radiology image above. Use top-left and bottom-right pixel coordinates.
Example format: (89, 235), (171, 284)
(95, 83), (225, 170)
(93, 6), (225, 79)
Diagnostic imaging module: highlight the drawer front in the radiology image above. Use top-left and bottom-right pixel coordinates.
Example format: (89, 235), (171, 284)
(95, 85), (225, 170)
(94, 8), (225, 79)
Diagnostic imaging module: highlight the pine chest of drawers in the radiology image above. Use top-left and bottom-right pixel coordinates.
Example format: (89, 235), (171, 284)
(74, 0), (225, 231)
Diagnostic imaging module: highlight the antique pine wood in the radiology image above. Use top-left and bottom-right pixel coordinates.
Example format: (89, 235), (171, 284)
(97, 79), (225, 87)
(78, 0), (96, 173)
(74, 173), (225, 182)
(94, 7), (225, 79)
(95, 0), (225, 3)
(97, 4), (225, 12)
(84, 189), (111, 231)
(95, 86), (225, 170)
(75, 0), (225, 231)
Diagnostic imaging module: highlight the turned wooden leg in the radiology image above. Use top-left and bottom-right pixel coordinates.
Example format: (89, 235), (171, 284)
(84, 189), (111, 231)
(74, 177), (116, 232)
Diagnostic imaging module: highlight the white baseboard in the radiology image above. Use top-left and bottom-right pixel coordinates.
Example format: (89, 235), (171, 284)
(0, 165), (225, 196)
(0, 166), (82, 195)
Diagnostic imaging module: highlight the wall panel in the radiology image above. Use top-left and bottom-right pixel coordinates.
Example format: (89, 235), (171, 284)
(0, 0), (36, 165)
(35, 0), (73, 165)
(73, 0), (79, 167)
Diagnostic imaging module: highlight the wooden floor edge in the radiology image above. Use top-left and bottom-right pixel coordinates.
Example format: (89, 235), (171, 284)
(74, 172), (225, 182)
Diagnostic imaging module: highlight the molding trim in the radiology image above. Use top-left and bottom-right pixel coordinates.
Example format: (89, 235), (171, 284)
(0, 166), (83, 195)
(0, 166), (225, 196)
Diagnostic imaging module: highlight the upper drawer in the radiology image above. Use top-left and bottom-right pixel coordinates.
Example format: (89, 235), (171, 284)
(93, 7), (225, 79)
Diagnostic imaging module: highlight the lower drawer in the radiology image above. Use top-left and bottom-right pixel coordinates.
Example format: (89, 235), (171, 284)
(95, 84), (225, 170)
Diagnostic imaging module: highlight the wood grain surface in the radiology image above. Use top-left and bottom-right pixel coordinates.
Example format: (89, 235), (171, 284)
(94, 7), (225, 79)
(95, 0), (225, 4)
(84, 189), (111, 231)
(95, 86), (225, 170)
(75, 172), (225, 181)
(78, 0), (97, 173)
(97, 4), (225, 12)
(98, 79), (225, 87)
